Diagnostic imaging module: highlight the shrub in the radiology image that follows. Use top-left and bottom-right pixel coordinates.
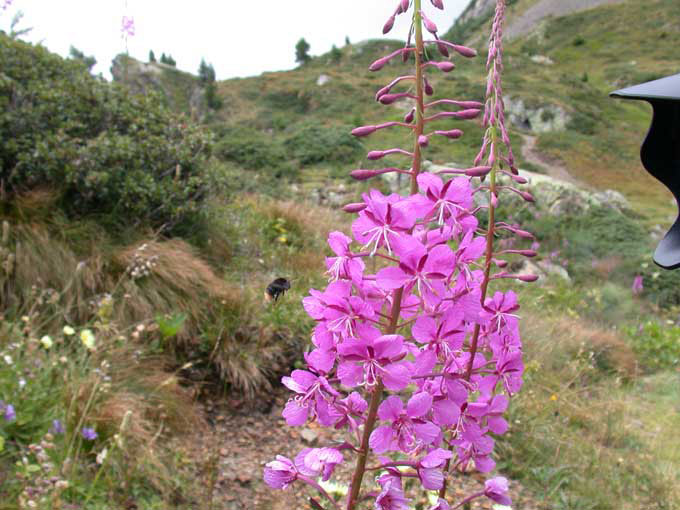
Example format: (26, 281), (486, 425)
(0, 34), (213, 233)
(214, 128), (296, 178)
(283, 122), (363, 166)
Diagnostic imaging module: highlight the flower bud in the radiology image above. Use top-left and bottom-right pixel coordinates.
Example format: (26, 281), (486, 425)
(418, 135), (429, 147)
(490, 192), (498, 208)
(383, 15), (395, 34)
(420, 11), (438, 34)
(343, 202), (367, 213)
(369, 56), (390, 72)
(518, 274), (539, 282)
(424, 77), (434, 96)
(352, 125), (377, 137)
(436, 40), (450, 57)
(367, 151), (385, 160)
(450, 44), (476, 58)
(379, 93), (409, 105)
(404, 108), (415, 123)
(351, 169), (384, 181)
(399, 0), (410, 13)
(434, 129), (463, 139)
(431, 0), (444, 9)
(465, 166), (492, 177)
(521, 191), (535, 203)
(375, 85), (391, 101)
(435, 61), (454, 72)
(454, 108), (481, 119)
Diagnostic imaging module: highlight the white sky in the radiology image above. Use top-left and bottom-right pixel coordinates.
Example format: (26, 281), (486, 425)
(1, 0), (469, 80)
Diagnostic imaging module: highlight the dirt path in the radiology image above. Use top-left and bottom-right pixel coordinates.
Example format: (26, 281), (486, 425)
(187, 388), (548, 510)
(520, 134), (584, 186)
(505, 0), (626, 40)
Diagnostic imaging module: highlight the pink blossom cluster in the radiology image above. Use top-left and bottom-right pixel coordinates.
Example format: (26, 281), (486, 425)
(265, 1), (532, 509)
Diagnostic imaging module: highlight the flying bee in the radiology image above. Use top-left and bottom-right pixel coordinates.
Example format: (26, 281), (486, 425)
(265, 277), (291, 303)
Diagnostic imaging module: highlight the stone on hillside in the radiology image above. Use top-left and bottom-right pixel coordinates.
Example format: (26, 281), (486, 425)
(505, 96), (570, 133)
(518, 259), (571, 285)
(316, 74), (331, 86)
(530, 54), (554, 65)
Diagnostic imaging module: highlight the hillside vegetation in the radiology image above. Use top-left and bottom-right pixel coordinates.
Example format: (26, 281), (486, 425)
(1, 1), (679, 508)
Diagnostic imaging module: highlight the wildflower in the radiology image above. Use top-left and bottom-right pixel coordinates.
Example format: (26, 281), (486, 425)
(80, 329), (95, 351)
(96, 447), (108, 465)
(50, 419), (65, 435)
(369, 394), (440, 453)
(632, 275), (643, 295)
(121, 15), (135, 38)
(375, 476), (409, 510)
(294, 447), (344, 481)
(40, 335), (53, 349)
(484, 476), (512, 506)
(0, 401), (16, 422)
(263, 455), (298, 489)
(1, 0), (12, 11)
(3, 354), (12, 365)
(81, 427), (97, 441)
(63, 325), (75, 336)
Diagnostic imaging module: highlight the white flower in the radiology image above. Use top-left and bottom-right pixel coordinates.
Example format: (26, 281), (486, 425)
(63, 326), (75, 336)
(96, 447), (108, 465)
(80, 329), (95, 351)
(3, 354), (12, 365)
(40, 335), (53, 349)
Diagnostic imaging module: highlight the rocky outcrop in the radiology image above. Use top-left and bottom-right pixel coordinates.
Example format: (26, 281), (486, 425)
(111, 55), (207, 119)
(505, 96), (570, 133)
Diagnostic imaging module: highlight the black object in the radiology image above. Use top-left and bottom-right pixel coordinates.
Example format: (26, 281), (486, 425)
(265, 277), (291, 302)
(611, 73), (680, 269)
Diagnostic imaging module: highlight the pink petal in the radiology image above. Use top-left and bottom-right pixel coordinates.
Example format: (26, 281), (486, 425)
(407, 392), (433, 418)
(369, 425), (395, 453)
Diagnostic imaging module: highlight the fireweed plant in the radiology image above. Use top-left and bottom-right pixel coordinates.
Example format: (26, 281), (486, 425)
(264, 1), (537, 509)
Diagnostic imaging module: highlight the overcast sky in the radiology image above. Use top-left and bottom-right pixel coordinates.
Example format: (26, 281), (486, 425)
(1, 0), (469, 80)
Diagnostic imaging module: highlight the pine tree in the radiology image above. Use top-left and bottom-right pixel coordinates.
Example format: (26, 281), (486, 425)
(295, 38), (311, 65)
(149, 50), (156, 62)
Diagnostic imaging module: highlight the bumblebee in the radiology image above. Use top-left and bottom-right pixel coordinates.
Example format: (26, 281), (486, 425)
(265, 277), (291, 303)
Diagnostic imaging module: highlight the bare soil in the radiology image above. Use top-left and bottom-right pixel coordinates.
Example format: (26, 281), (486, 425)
(184, 388), (549, 510)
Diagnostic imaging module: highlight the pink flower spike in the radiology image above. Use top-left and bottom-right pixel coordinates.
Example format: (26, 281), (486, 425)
(121, 16), (135, 37)
(632, 275), (643, 295)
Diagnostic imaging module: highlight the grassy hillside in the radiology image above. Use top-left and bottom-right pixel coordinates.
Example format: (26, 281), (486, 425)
(2, 2), (680, 509)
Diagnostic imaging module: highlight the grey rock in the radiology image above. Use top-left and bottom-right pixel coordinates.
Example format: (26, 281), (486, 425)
(505, 96), (570, 133)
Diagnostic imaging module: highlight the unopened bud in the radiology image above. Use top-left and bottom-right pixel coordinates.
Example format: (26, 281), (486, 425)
(424, 77), (434, 96)
(431, 0), (444, 9)
(369, 56), (390, 72)
(351, 169), (383, 181)
(437, 41), (450, 57)
(518, 274), (539, 282)
(367, 151), (385, 160)
(343, 202), (367, 213)
(434, 129), (463, 139)
(418, 135), (429, 147)
(404, 108), (415, 123)
(521, 191), (535, 203)
(375, 85), (391, 100)
(399, 0), (410, 13)
(465, 166), (492, 177)
(494, 258), (508, 268)
(383, 15), (395, 34)
(490, 192), (498, 208)
(379, 93), (407, 105)
(420, 11), (438, 34)
(434, 61), (454, 72)
(454, 108), (480, 119)
(450, 44), (477, 58)
(352, 125), (377, 137)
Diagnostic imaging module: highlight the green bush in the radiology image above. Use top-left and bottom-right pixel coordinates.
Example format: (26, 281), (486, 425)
(0, 34), (213, 232)
(626, 320), (680, 371)
(214, 128), (297, 178)
(283, 122), (363, 166)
